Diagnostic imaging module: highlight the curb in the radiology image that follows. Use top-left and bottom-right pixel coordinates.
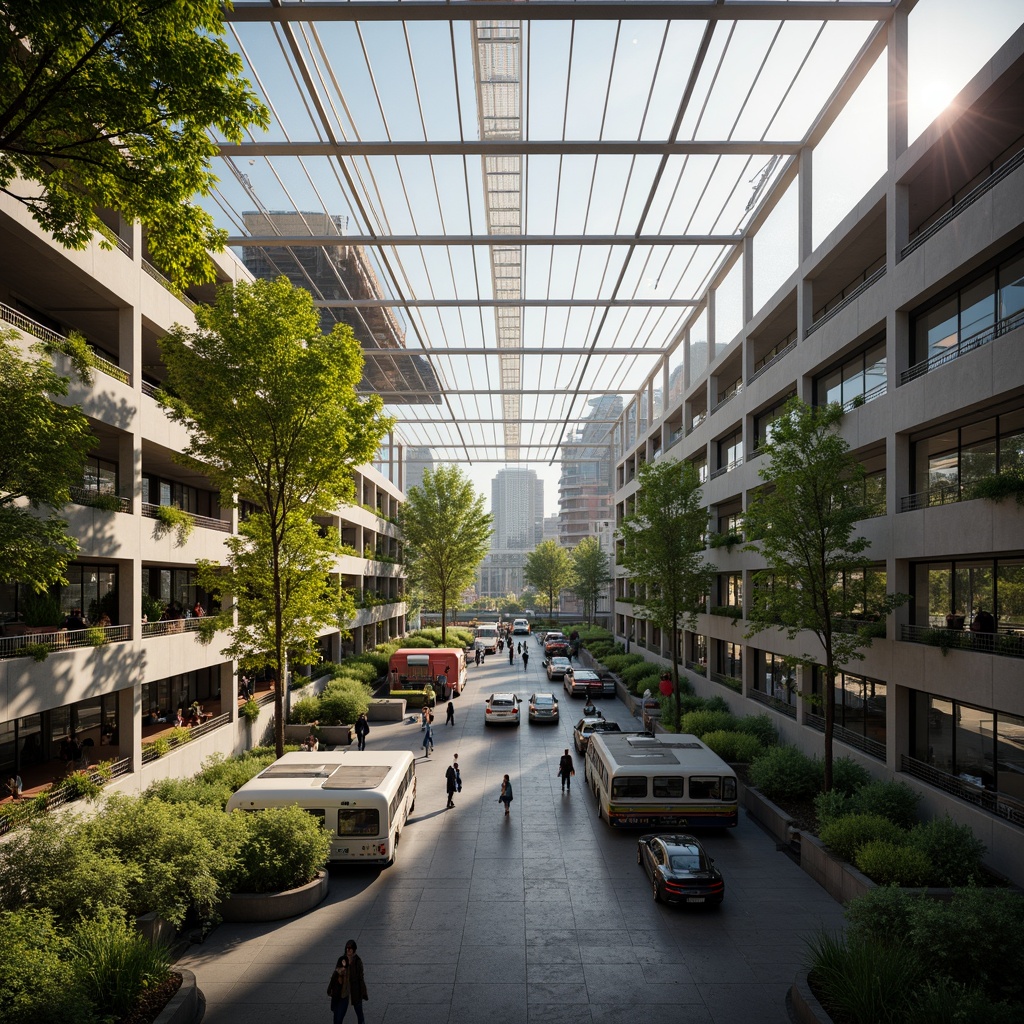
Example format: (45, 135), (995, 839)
(219, 869), (329, 923)
(154, 968), (199, 1024)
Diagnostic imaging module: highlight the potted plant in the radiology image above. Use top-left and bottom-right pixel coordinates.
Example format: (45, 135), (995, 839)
(21, 592), (65, 634)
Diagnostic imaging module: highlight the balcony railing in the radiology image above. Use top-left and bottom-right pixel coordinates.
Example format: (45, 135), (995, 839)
(747, 338), (798, 386)
(710, 456), (743, 480)
(69, 485), (133, 514)
(901, 755), (1024, 828)
(806, 266), (886, 337)
(748, 687), (797, 719)
(142, 259), (197, 311)
(0, 623), (132, 660)
(900, 307), (1024, 385)
(709, 670), (742, 692)
(141, 502), (232, 533)
(901, 147), (1024, 261)
(841, 380), (886, 413)
(806, 713), (885, 761)
(900, 482), (961, 512)
(712, 383), (743, 413)
(0, 301), (129, 384)
(900, 622), (1024, 659)
(685, 411), (707, 436)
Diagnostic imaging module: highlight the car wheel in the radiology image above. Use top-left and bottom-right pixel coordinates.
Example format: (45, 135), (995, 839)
(636, 847), (642, 866)
(596, 802), (602, 820)
(651, 876), (661, 903)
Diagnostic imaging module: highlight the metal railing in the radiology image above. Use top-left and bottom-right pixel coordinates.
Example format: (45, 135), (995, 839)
(0, 623), (132, 660)
(805, 713), (886, 760)
(901, 147), (1024, 260)
(900, 483), (961, 512)
(901, 755), (1024, 828)
(710, 456), (743, 480)
(709, 670), (742, 692)
(69, 485), (132, 514)
(141, 617), (205, 638)
(748, 338), (798, 385)
(748, 687), (797, 719)
(141, 379), (161, 398)
(901, 307), (1024, 385)
(841, 380), (886, 413)
(141, 502), (232, 533)
(900, 622), (1024, 659)
(0, 301), (129, 384)
(685, 411), (707, 435)
(141, 259), (198, 311)
(712, 383), (743, 413)
(806, 266), (886, 337)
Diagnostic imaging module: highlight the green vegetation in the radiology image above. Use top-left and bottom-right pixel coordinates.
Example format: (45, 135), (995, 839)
(153, 503), (194, 545)
(570, 537), (612, 625)
(524, 540), (575, 619)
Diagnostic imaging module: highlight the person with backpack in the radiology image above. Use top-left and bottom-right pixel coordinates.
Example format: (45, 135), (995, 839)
(354, 713), (370, 751)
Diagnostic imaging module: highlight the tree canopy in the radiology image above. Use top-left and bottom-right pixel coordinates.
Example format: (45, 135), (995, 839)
(618, 458), (715, 730)
(743, 398), (905, 790)
(570, 536), (611, 625)
(159, 277), (392, 755)
(398, 466), (492, 642)
(0, 333), (95, 592)
(524, 539), (575, 620)
(0, 1), (269, 287)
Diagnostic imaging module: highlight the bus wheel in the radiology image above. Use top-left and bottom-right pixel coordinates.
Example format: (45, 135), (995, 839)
(596, 802), (602, 820)
(389, 831), (400, 865)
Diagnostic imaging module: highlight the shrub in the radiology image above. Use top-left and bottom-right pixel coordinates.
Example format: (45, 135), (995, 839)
(239, 698), (261, 723)
(70, 909), (171, 1018)
(57, 769), (103, 801)
(844, 883), (918, 943)
(290, 695), (322, 724)
(907, 815), (986, 887)
(850, 780), (921, 828)
(855, 840), (933, 886)
(146, 776), (233, 809)
(748, 745), (823, 802)
(813, 789), (854, 828)
(805, 929), (922, 1024)
(195, 751), (275, 793)
(831, 756), (872, 796)
(318, 678), (372, 724)
(228, 805), (330, 894)
(701, 730), (765, 763)
(819, 813), (906, 863)
(326, 660), (377, 683)
(621, 661), (662, 687)
(905, 978), (1022, 1024)
(399, 635), (434, 648)
(680, 710), (738, 737)
(601, 653), (645, 672)
(734, 714), (777, 747)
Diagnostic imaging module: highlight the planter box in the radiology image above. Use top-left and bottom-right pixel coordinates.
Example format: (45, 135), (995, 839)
(368, 698), (406, 721)
(154, 968), (198, 1024)
(790, 971), (836, 1024)
(799, 831), (874, 904)
(742, 784), (798, 849)
(219, 869), (328, 923)
(136, 911), (177, 949)
(282, 723), (352, 746)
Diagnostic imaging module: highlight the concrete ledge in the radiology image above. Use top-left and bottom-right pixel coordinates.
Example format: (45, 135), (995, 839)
(799, 831), (874, 904)
(136, 911), (177, 949)
(742, 784), (797, 848)
(790, 971), (835, 1024)
(154, 969), (198, 1024)
(368, 698), (406, 721)
(283, 723), (352, 746)
(219, 869), (329, 923)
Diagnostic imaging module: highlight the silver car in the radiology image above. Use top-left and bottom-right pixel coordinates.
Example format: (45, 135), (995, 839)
(484, 692), (521, 727)
(527, 692), (559, 723)
(546, 656), (572, 680)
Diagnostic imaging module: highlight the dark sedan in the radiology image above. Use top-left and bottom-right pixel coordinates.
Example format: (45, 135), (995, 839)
(636, 833), (724, 906)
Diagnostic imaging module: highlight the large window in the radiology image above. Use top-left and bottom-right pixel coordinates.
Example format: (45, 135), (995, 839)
(60, 565), (118, 624)
(911, 250), (1024, 365)
(81, 456), (118, 497)
(913, 558), (1024, 630)
(815, 338), (886, 408)
(911, 693), (1024, 803)
(812, 668), (886, 751)
(717, 430), (742, 473)
(753, 392), (796, 451)
(757, 651), (797, 707)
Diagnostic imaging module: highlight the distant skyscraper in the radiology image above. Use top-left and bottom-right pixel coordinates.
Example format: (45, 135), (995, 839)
(403, 446), (434, 497)
(479, 468), (544, 597)
(542, 514), (559, 542)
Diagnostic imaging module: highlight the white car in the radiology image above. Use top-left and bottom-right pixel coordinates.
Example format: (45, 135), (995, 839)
(484, 692), (521, 727)
(512, 618), (531, 635)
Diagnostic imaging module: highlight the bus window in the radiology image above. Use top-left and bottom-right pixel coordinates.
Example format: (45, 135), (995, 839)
(304, 809), (326, 825)
(612, 776), (648, 799)
(653, 777), (684, 798)
(689, 777), (722, 800)
(337, 809), (380, 836)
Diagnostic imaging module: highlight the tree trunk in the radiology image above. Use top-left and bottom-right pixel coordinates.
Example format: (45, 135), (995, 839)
(823, 649), (835, 793)
(440, 592), (447, 643)
(272, 524), (286, 759)
(672, 624), (682, 732)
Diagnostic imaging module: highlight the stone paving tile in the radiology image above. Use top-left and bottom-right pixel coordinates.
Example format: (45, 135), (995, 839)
(174, 665), (847, 1024)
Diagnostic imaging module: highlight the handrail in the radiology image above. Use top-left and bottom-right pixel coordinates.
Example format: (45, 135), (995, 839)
(710, 456), (743, 480)
(900, 483), (960, 512)
(141, 617), (205, 638)
(806, 713), (885, 760)
(748, 687), (797, 719)
(141, 259), (198, 311)
(841, 380), (886, 413)
(900, 622), (1024, 659)
(141, 501), (232, 533)
(901, 147), (1024, 260)
(901, 755), (1024, 828)
(747, 338), (798, 385)
(68, 485), (133, 514)
(0, 623), (132, 660)
(901, 307), (1024, 385)
(0, 301), (129, 384)
(712, 383), (742, 413)
(806, 266), (886, 337)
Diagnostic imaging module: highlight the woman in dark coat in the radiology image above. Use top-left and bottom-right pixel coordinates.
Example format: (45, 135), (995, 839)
(329, 939), (368, 1023)
(498, 774), (513, 817)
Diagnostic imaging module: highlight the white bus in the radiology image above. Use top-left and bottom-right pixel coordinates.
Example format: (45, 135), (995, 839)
(585, 732), (738, 829)
(225, 750), (416, 865)
(474, 622), (500, 653)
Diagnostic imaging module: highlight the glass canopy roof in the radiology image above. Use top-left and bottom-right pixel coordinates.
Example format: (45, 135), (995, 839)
(206, 1), (911, 469)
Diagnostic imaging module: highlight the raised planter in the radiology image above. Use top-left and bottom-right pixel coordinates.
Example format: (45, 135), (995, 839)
(742, 783), (798, 850)
(136, 911), (177, 949)
(219, 869), (329, 923)
(283, 723), (353, 746)
(799, 830), (874, 904)
(790, 971), (835, 1024)
(154, 969), (199, 1024)
(368, 698), (406, 721)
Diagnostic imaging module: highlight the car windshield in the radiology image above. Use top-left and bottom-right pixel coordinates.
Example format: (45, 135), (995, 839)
(491, 698), (513, 707)
(534, 696), (554, 706)
(668, 852), (705, 872)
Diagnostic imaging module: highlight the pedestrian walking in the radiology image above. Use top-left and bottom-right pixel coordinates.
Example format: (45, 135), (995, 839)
(446, 700), (455, 726)
(354, 712), (370, 751)
(327, 939), (368, 1024)
(422, 720), (434, 757)
(557, 748), (575, 792)
(421, 705), (429, 731)
(517, 641), (522, 654)
(475, 646), (482, 666)
(508, 645), (514, 666)
(498, 773), (513, 817)
(445, 757), (461, 808)
(522, 648), (529, 671)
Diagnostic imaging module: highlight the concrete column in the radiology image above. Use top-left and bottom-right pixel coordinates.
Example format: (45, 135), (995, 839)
(118, 683), (141, 776)
(117, 303), (140, 386)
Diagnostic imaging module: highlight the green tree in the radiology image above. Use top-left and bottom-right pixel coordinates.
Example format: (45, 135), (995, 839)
(570, 536), (611, 625)
(197, 511), (354, 694)
(524, 539), (575, 620)
(0, 334), (95, 593)
(618, 459), (715, 730)
(0, 1), (269, 287)
(743, 399), (906, 791)
(398, 466), (492, 643)
(159, 277), (391, 756)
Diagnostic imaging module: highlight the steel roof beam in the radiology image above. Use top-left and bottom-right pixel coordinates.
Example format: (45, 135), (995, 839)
(231, 233), (738, 246)
(364, 347), (666, 355)
(321, 298), (698, 307)
(226, 3), (894, 25)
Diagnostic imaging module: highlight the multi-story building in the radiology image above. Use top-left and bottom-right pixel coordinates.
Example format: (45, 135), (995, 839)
(611, 31), (1024, 883)
(0, 197), (407, 797)
(478, 468), (543, 598)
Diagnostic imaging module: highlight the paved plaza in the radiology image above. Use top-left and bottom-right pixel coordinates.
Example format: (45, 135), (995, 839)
(177, 650), (846, 1024)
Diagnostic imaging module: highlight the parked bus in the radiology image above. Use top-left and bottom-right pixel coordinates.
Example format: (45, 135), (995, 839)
(473, 622), (500, 654)
(388, 647), (466, 699)
(225, 750), (416, 865)
(585, 732), (738, 829)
